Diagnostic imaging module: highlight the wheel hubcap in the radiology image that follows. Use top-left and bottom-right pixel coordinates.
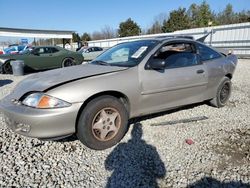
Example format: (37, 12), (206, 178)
(91, 107), (121, 141)
(64, 59), (73, 67)
(220, 83), (230, 104)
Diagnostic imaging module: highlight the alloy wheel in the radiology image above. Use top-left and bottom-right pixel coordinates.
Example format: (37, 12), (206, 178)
(220, 83), (230, 104)
(91, 107), (121, 142)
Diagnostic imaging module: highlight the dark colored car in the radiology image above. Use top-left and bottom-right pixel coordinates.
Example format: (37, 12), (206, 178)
(0, 46), (84, 74)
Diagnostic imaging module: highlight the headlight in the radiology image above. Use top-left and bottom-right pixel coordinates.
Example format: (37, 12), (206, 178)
(22, 93), (71, 109)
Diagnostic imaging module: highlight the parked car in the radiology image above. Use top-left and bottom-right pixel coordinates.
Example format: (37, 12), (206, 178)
(3, 46), (19, 54)
(78, 46), (104, 61)
(0, 37), (237, 150)
(2, 45), (31, 55)
(0, 46), (84, 74)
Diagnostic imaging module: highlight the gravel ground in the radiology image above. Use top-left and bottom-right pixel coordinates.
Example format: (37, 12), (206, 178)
(0, 59), (250, 188)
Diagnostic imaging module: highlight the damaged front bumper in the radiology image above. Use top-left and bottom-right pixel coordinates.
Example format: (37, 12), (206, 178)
(0, 95), (82, 139)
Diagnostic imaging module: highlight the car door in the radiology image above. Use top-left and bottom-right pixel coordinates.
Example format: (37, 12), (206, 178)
(89, 47), (100, 60)
(139, 41), (208, 114)
(82, 47), (93, 61)
(46, 47), (62, 68)
(26, 47), (55, 70)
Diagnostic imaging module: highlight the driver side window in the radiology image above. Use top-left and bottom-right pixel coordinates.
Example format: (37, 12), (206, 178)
(33, 47), (50, 55)
(32, 48), (42, 55)
(154, 43), (199, 69)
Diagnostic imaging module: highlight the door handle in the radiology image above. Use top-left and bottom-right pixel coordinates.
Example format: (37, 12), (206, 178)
(197, 69), (204, 74)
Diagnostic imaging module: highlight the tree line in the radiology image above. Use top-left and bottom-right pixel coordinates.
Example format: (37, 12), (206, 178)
(74, 1), (250, 42)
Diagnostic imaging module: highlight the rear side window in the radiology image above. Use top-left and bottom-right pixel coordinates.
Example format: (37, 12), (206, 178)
(88, 48), (93, 52)
(50, 47), (59, 53)
(33, 48), (44, 54)
(197, 43), (222, 61)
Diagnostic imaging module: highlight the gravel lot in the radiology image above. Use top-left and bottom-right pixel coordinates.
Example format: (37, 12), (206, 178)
(0, 59), (250, 188)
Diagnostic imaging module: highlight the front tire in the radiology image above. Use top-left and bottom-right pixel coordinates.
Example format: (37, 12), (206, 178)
(77, 95), (129, 150)
(209, 77), (232, 108)
(3, 61), (13, 74)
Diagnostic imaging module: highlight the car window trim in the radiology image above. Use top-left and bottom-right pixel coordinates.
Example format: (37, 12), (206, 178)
(195, 43), (223, 62)
(145, 40), (202, 70)
(198, 54), (223, 62)
(164, 60), (203, 70)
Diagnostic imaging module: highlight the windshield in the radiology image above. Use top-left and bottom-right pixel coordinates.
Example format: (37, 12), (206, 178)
(78, 48), (88, 53)
(20, 49), (30, 54)
(18, 46), (25, 51)
(4, 47), (17, 53)
(92, 40), (158, 67)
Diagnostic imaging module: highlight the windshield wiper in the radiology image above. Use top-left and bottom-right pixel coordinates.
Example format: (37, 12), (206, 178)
(92, 60), (110, 66)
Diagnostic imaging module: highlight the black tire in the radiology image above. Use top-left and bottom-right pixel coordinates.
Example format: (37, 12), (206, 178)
(62, 58), (75, 67)
(209, 77), (232, 108)
(3, 61), (13, 74)
(77, 95), (129, 150)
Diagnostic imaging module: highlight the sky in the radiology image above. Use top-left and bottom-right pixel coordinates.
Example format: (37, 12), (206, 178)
(1, 0), (250, 37)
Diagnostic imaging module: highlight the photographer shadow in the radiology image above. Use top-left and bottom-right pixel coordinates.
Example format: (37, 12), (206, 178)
(105, 123), (166, 188)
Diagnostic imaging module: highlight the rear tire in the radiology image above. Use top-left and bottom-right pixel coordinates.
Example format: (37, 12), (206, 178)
(209, 77), (232, 108)
(3, 61), (13, 74)
(62, 58), (75, 67)
(77, 95), (129, 150)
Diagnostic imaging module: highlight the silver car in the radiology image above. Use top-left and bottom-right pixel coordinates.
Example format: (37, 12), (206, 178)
(78, 46), (104, 61)
(0, 37), (237, 150)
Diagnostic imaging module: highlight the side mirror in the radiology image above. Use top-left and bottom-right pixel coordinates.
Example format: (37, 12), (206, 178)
(148, 59), (166, 70)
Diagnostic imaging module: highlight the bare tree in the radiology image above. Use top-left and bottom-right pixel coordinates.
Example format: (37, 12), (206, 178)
(91, 25), (117, 40)
(91, 31), (104, 40)
(154, 13), (168, 25)
(147, 13), (167, 34)
(101, 25), (117, 39)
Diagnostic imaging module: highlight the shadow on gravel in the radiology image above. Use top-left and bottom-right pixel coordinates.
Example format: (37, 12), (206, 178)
(55, 134), (78, 143)
(105, 123), (166, 188)
(0, 79), (13, 87)
(187, 176), (250, 188)
(130, 102), (205, 125)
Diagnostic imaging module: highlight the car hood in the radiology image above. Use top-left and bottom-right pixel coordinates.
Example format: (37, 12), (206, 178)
(0, 54), (22, 61)
(9, 64), (128, 99)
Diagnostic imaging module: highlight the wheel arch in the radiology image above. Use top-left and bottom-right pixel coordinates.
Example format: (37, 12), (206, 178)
(3, 58), (16, 64)
(225, 73), (232, 79)
(75, 90), (130, 129)
(3, 59), (16, 74)
(65, 56), (75, 60)
(62, 57), (75, 67)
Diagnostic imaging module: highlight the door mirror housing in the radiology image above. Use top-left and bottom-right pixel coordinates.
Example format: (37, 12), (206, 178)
(148, 59), (166, 70)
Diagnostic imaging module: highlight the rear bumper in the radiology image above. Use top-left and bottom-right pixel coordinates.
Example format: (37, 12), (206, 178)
(0, 97), (82, 139)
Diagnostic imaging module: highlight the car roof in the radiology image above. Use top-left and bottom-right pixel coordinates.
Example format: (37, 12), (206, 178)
(87, 46), (102, 49)
(34, 45), (59, 48)
(33, 46), (63, 50)
(144, 36), (195, 43)
(121, 37), (195, 46)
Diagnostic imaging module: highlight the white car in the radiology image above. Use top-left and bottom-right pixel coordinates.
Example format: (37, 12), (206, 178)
(78, 47), (104, 61)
